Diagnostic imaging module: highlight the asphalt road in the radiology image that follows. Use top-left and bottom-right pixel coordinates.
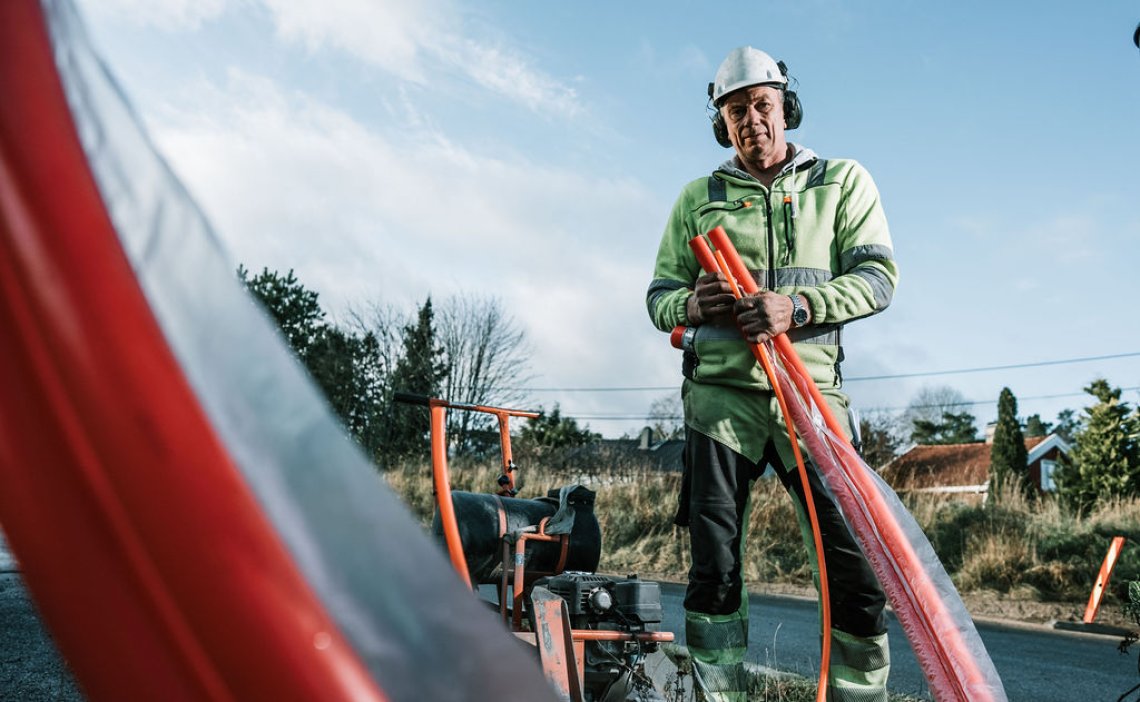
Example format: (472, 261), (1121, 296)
(659, 582), (1140, 701)
(3, 522), (1138, 702)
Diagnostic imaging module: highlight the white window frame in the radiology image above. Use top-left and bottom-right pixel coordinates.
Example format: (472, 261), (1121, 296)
(1040, 459), (1057, 492)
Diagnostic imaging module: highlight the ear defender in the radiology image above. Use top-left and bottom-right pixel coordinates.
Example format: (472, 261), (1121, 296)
(777, 61), (804, 130)
(708, 82), (733, 148)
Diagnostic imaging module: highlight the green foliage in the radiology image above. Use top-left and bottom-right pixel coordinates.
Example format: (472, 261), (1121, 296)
(1055, 379), (1140, 512)
(517, 404), (599, 452)
(240, 265), (385, 454)
(911, 410), (978, 445)
(1054, 408), (1080, 442)
(990, 387), (1029, 501)
(1024, 414), (1051, 438)
(859, 411), (904, 469)
(383, 298), (449, 462)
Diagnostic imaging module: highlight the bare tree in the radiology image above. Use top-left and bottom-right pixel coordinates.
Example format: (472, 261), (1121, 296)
(343, 302), (408, 396)
(436, 295), (534, 455)
(647, 392), (684, 441)
(857, 408), (905, 469)
(901, 385), (970, 430)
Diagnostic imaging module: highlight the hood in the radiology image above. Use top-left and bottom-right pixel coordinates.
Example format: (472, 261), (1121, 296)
(716, 142), (818, 184)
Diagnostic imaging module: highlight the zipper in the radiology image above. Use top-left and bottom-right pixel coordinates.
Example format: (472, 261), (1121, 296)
(697, 198), (752, 217)
(781, 196), (796, 266)
(763, 195), (776, 290)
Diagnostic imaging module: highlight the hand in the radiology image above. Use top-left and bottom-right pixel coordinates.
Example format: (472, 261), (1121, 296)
(686, 273), (736, 325)
(734, 291), (794, 344)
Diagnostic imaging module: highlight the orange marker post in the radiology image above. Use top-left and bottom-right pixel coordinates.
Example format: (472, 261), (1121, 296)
(1084, 536), (1127, 624)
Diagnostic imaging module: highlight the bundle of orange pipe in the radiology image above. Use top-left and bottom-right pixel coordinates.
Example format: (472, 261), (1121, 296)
(685, 227), (1005, 702)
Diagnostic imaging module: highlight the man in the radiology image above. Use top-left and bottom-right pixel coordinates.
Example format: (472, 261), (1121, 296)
(646, 46), (899, 701)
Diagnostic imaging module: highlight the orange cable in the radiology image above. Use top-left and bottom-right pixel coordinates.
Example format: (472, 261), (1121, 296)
(706, 244), (831, 702)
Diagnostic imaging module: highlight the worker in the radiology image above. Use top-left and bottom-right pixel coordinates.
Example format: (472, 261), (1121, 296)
(646, 46), (899, 701)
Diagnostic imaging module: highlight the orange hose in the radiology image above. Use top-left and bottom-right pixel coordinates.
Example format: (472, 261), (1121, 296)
(691, 236), (831, 701)
(705, 227), (997, 701)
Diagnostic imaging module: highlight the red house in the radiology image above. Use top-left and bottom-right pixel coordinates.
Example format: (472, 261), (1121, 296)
(879, 432), (1071, 500)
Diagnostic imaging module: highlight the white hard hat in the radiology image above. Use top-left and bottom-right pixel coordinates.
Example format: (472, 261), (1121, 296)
(709, 46), (786, 105)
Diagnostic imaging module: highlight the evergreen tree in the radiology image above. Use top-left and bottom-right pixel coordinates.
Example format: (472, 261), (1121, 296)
(1023, 414), (1051, 438)
(239, 265), (325, 360)
(1055, 379), (1140, 511)
(518, 405), (599, 452)
(239, 265), (385, 456)
(911, 410), (978, 444)
(383, 298), (449, 462)
(1054, 408), (1079, 441)
(990, 387), (1029, 500)
(858, 410), (904, 469)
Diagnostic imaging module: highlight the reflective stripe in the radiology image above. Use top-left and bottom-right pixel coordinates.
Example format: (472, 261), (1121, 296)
(686, 613), (748, 651)
(806, 158), (829, 188)
(729, 267), (834, 289)
(647, 278), (688, 309)
(840, 244), (894, 272)
(696, 322), (839, 346)
(789, 324), (840, 345)
(707, 174), (727, 203)
(851, 267), (894, 309)
(774, 267), (832, 288)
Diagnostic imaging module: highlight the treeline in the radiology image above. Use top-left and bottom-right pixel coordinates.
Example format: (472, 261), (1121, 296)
(239, 265), (596, 468)
(850, 380), (1140, 512)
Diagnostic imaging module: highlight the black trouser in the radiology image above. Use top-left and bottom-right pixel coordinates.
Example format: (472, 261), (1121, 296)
(676, 428), (887, 639)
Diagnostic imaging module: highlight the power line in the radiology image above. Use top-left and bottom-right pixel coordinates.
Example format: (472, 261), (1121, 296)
(559, 385), (1140, 423)
(516, 350), (1140, 393)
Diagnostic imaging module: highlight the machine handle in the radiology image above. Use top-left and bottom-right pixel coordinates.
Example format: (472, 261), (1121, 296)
(393, 391), (432, 407)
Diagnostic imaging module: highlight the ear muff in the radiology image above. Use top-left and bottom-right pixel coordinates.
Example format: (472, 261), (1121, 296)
(783, 89), (803, 130)
(707, 62), (804, 147)
(708, 82), (733, 148)
(777, 61), (804, 131)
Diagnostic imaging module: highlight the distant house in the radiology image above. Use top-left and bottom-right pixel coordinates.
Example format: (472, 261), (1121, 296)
(545, 427), (685, 474)
(879, 431), (1071, 500)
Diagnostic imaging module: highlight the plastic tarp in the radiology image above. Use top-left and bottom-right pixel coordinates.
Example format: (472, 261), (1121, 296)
(0, 0), (555, 699)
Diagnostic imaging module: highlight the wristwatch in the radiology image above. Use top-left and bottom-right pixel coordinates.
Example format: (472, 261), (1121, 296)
(789, 295), (809, 328)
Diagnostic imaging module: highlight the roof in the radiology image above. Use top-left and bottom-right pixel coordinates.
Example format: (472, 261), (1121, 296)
(879, 435), (1053, 489)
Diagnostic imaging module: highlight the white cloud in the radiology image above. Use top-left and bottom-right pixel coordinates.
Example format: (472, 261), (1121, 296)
(147, 70), (666, 429)
(261, 0), (442, 82)
(85, 0), (228, 30)
(258, 0), (583, 118)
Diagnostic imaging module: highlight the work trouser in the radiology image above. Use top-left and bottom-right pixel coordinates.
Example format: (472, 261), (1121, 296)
(676, 422), (890, 702)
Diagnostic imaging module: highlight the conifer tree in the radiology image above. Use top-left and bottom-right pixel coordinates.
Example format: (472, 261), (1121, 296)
(383, 298), (449, 463)
(990, 387), (1028, 500)
(1055, 379), (1140, 511)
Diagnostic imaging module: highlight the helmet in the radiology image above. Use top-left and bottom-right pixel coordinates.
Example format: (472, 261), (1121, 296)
(709, 46), (786, 106)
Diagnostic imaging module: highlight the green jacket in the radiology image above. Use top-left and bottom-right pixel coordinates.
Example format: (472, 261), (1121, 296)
(646, 146), (898, 459)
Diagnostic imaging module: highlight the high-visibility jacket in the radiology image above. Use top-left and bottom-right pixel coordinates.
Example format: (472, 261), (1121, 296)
(647, 145), (899, 461)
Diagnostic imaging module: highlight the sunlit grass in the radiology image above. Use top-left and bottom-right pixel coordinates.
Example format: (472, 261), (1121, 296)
(383, 459), (1140, 608)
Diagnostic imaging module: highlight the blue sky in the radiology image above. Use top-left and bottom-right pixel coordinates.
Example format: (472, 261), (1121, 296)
(73, 0), (1140, 438)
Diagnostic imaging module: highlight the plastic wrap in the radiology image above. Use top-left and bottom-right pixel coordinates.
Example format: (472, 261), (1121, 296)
(770, 345), (1007, 702)
(0, 0), (555, 699)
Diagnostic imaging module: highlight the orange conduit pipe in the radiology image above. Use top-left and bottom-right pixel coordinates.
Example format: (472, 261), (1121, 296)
(687, 236), (831, 701)
(705, 226), (1001, 701)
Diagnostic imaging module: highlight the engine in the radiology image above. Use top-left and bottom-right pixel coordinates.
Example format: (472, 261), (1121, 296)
(533, 572), (665, 702)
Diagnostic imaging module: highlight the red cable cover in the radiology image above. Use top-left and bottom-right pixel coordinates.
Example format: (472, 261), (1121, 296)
(0, 1), (386, 699)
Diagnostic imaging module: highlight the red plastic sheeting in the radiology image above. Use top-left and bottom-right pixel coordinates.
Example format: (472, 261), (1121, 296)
(1, 0), (561, 697)
(0, 1), (389, 699)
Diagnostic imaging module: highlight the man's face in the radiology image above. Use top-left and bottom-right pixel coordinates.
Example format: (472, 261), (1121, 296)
(720, 85), (786, 167)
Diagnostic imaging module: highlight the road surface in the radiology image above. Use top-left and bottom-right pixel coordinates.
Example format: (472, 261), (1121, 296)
(659, 581), (1139, 701)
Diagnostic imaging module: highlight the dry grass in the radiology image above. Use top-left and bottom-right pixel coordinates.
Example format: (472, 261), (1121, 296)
(382, 459), (1140, 610)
